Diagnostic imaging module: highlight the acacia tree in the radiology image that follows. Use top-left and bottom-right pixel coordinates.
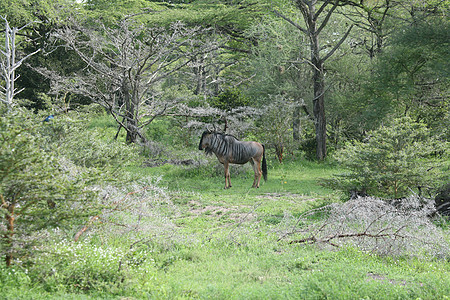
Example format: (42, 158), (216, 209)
(43, 18), (217, 143)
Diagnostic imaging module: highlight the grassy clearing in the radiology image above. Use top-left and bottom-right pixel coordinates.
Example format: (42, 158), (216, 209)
(2, 115), (449, 299)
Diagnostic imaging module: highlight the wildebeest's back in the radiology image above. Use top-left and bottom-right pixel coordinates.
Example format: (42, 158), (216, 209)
(226, 137), (262, 164)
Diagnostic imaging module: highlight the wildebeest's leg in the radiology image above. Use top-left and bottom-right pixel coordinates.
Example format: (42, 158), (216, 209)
(224, 162), (231, 189)
(250, 160), (256, 187)
(227, 165), (232, 188)
(255, 160), (262, 188)
(250, 158), (262, 188)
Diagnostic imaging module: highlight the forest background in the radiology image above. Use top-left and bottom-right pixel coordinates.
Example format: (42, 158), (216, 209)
(0, 0), (449, 299)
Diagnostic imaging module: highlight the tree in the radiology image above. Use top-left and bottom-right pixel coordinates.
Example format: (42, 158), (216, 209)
(339, 0), (395, 59)
(43, 18), (217, 143)
(245, 15), (313, 144)
(274, 1), (354, 160)
(374, 19), (449, 134)
(0, 16), (40, 110)
(208, 88), (250, 132)
(0, 109), (99, 266)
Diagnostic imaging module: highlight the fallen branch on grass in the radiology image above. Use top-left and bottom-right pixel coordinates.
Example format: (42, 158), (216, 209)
(277, 196), (449, 258)
(289, 230), (407, 247)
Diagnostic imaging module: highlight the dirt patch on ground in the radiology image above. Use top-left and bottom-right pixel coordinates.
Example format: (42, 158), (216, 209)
(188, 200), (257, 221)
(256, 193), (317, 202)
(366, 272), (423, 287)
(144, 159), (199, 167)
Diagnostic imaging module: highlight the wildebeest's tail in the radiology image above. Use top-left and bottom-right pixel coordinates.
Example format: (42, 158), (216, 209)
(262, 144), (267, 182)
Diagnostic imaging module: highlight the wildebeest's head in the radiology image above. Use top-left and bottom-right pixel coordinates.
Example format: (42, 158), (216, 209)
(199, 131), (213, 151)
(199, 130), (222, 156)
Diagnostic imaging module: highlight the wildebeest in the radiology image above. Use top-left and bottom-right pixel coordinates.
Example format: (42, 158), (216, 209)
(199, 130), (267, 189)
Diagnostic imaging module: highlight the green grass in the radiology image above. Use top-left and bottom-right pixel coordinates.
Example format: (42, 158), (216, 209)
(4, 157), (445, 299)
(2, 113), (449, 299)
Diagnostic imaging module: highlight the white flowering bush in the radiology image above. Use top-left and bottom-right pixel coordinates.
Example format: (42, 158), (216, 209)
(32, 239), (157, 293)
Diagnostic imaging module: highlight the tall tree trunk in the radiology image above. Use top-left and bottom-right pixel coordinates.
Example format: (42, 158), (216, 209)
(304, 2), (327, 160)
(293, 105), (301, 141)
(312, 56), (327, 160)
(122, 77), (138, 144)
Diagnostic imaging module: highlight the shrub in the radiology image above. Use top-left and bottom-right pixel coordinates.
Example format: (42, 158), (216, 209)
(326, 116), (449, 198)
(31, 240), (157, 294)
(208, 88), (250, 112)
(0, 108), (100, 266)
(255, 96), (309, 162)
(38, 111), (140, 168)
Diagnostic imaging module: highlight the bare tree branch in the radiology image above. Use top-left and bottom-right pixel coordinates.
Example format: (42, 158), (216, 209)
(322, 24), (354, 62)
(272, 9), (308, 34)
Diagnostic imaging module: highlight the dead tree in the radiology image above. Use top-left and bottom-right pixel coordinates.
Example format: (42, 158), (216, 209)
(42, 18), (217, 143)
(0, 16), (40, 110)
(277, 197), (448, 258)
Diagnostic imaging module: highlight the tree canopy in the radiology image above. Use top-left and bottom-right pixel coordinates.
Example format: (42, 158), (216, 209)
(0, 0), (448, 156)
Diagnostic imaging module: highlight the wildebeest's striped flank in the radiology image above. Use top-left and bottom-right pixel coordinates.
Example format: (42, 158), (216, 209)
(199, 131), (267, 189)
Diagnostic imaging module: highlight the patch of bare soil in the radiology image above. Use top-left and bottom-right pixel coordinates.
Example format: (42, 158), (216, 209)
(256, 193), (317, 203)
(187, 200), (257, 221)
(144, 159), (198, 167)
(366, 272), (423, 287)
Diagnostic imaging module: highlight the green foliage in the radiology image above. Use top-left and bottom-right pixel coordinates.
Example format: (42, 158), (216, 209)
(245, 14), (310, 102)
(39, 111), (141, 168)
(208, 88), (250, 111)
(255, 96), (298, 162)
(370, 19), (449, 133)
(0, 108), (100, 266)
(328, 116), (449, 198)
(82, 0), (165, 25)
(0, 0), (69, 27)
(2, 1), (450, 298)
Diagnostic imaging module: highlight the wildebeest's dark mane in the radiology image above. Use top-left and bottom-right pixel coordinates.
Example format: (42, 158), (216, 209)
(199, 131), (240, 157)
(201, 131), (239, 141)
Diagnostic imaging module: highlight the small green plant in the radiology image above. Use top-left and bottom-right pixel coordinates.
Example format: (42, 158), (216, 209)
(327, 116), (449, 198)
(30, 240), (158, 294)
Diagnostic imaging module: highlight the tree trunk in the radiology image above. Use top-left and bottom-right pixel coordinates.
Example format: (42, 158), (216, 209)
(293, 105), (301, 141)
(312, 60), (327, 160)
(4, 203), (15, 267)
(305, 2), (327, 160)
(122, 77), (139, 144)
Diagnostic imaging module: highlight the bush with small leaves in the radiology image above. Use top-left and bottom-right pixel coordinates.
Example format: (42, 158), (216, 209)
(38, 110), (141, 168)
(326, 116), (449, 199)
(31, 239), (158, 294)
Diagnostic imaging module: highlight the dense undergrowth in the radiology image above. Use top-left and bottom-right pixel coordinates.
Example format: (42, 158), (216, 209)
(1, 111), (449, 299)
